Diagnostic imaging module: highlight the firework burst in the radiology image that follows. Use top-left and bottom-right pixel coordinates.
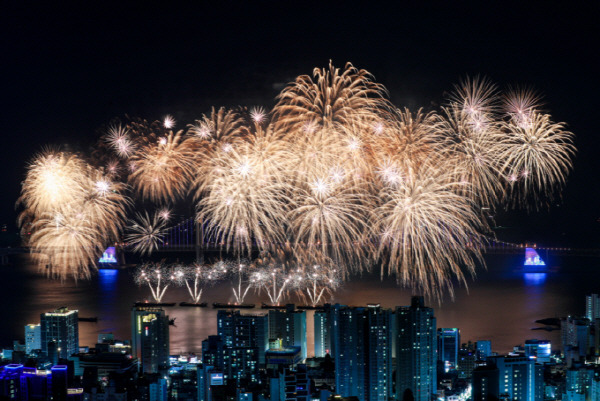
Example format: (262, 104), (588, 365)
(196, 125), (291, 256)
(17, 63), (576, 299)
(498, 111), (575, 206)
(434, 105), (506, 207)
(273, 61), (389, 134)
(288, 173), (374, 272)
(372, 163), (487, 299)
(126, 211), (167, 256)
(129, 130), (197, 203)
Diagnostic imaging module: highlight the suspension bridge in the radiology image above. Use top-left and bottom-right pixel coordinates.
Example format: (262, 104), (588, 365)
(1, 218), (595, 266)
(156, 217), (589, 256)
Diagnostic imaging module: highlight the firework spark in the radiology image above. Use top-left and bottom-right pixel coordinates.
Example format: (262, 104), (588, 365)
(17, 63), (576, 299)
(196, 125), (291, 256)
(498, 111), (575, 207)
(129, 130), (197, 203)
(273, 61), (389, 134)
(171, 263), (224, 303)
(371, 163), (486, 299)
(126, 211), (167, 256)
(135, 263), (175, 302)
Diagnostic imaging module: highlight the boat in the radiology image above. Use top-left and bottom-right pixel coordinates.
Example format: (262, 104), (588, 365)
(212, 302), (255, 309)
(522, 247), (548, 273)
(261, 303), (287, 310)
(98, 246), (120, 269)
(134, 302), (176, 307)
(78, 317), (98, 322)
(179, 302), (208, 307)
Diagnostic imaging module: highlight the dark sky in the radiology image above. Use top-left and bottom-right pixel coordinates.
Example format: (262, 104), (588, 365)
(2, 3), (598, 246)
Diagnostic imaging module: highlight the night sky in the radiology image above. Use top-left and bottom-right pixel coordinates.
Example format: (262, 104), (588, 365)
(2, 3), (598, 246)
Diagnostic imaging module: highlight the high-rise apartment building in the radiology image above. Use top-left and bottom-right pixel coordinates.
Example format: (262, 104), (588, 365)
(24, 324), (41, 354)
(524, 339), (551, 363)
(476, 340), (492, 360)
(314, 307), (331, 357)
(217, 310), (268, 364)
(329, 304), (393, 401)
(586, 294), (600, 321)
(396, 296), (437, 401)
(131, 306), (170, 374)
(487, 356), (544, 401)
(268, 305), (307, 361)
(202, 335), (259, 386)
(472, 363), (500, 401)
(562, 316), (590, 359)
(438, 328), (460, 371)
(40, 307), (79, 360)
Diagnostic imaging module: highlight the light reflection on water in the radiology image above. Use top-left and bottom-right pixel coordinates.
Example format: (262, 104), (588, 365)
(524, 273), (547, 286)
(0, 254), (598, 354)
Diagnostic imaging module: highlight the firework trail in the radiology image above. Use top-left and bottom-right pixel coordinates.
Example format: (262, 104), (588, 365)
(292, 263), (341, 306)
(227, 260), (255, 304)
(171, 263), (224, 303)
(250, 266), (291, 305)
(134, 263), (175, 302)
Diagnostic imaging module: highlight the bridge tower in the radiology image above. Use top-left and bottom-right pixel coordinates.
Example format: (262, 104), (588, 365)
(195, 219), (203, 263)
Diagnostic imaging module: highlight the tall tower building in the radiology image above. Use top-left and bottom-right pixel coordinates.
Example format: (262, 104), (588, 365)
(217, 310), (268, 364)
(40, 307), (79, 360)
(268, 305), (307, 361)
(202, 335), (260, 386)
(476, 340), (492, 360)
(562, 316), (590, 359)
(472, 363), (500, 401)
(396, 296), (437, 401)
(487, 356), (543, 401)
(131, 306), (170, 373)
(314, 307), (331, 357)
(329, 304), (393, 401)
(25, 324), (41, 354)
(586, 294), (600, 321)
(438, 328), (460, 371)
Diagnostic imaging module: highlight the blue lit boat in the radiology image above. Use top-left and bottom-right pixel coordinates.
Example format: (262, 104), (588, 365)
(522, 247), (548, 273)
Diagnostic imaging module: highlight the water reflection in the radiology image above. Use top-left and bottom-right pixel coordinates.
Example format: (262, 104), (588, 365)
(3, 255), (599, 354)
(98, 269), (118, 290)
(524, 273), (547, 286)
